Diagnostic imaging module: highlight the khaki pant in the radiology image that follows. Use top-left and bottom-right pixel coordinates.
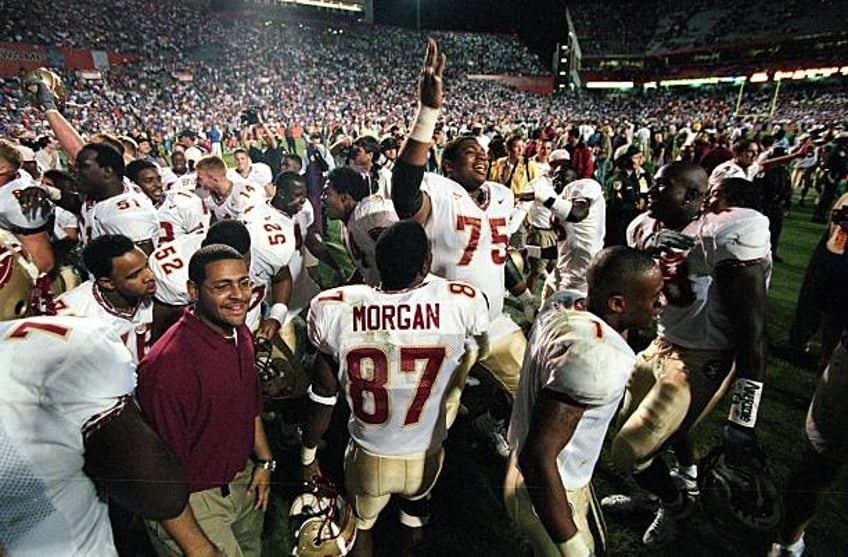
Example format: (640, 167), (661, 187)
(147, 462), (264, 557)
(611, 338), (735, 474)
(478, 328), (527, 397)
(344, 441), (444, 530)
(504, 456), (605, 556)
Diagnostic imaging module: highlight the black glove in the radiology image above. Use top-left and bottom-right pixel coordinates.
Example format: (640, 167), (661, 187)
(721, 422), (758, 464)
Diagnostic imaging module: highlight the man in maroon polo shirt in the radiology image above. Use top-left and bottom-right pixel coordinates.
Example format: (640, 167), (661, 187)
(138, 244), (274, 557)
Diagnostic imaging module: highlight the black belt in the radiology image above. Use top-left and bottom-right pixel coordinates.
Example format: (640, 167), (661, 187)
(220, 484), (230, 497)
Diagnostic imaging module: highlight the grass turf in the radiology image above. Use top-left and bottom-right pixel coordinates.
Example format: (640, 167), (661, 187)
(256, 195), (847, 557)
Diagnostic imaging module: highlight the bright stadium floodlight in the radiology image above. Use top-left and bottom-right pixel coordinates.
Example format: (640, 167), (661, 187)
(586, 81), (634, 89)
(750, 72), (769, 83)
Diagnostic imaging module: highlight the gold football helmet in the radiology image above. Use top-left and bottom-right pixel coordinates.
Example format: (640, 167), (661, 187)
(0, 230), (38, 322)
(21, 67), (67, 106)
(290, 478), (357, 557)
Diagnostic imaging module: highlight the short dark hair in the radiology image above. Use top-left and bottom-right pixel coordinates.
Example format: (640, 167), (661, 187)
(188, 244), (244, 287)
(441, 135), (478, 172)
(80, 142), (125, 178)
(732, 138), (756, 155)
(274, 170), (307, 196)
(327, 166), (369, 202)
(586, 246), (657, 313)
(126, 159), (158, 185)
(83, 234), (136, 279)
(375, 220), (429, 290)
(42, 169), (73, 187)
(282, 153), (303, 171)
(203, 220), (251, 255)
(720, 177), (762, 211)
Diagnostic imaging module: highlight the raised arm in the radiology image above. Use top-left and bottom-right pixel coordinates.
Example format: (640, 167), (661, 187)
(392, 39), (446, 223)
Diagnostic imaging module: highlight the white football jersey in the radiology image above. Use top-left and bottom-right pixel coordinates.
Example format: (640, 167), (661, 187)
(79, 187), (160, 247)
(421, 173), (513, 322)
(659, 207), (771, 350)
(508, 307), (635, 491)
(625, 211), (662, 251)
(244, 206), (296, 327)
(709, 159), (761, 188)
(155, 189), (210, 244)
(239, 162), (273, 191)
(169, 172), (197, 194)
(340, 194), (399, 286)
(52, 206), (79, 241)
(0, 170), (53, 233)
(0, 316), (136, 557)
(55, 280), (153, 364)
(149, 230), (205, 307)
(546, 178), (606, 295)
(204, 172), (265, 222)
(308, 278), (489, 455)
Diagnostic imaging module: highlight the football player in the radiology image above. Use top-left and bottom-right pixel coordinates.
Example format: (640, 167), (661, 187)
(506, 248), (664, 557)
(301, 220), (489, 556)
(234, 148), (274, 198)
(195, 155), (265, 222)
(322, 166), (398, 286)
(606, 164), (771, 546)
(127, 159), (209, 244)
(391, 39), (526, 457)
(74, 143), (160, 255)
(55, 234), (156, 364)
(0, 138), (55, 273)
(0, 314), (221, 557)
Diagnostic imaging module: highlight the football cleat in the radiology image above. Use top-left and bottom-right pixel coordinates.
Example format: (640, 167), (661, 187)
(290, 477), (357, 557)
(599, 491), (660, 515)
(642, 493), (693, 547)
(698, 442), (783, 544)
(473, 411), (510, 458)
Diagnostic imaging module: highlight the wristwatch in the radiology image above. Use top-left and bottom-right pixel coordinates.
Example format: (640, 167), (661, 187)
(255, 458), (277, 472)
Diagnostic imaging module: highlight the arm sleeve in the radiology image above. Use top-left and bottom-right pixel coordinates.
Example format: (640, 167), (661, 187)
(390, 160), (426, 218)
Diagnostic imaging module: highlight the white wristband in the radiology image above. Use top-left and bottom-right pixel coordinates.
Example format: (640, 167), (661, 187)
(308, 384), (337, 406)
(301, 445), (317, 466)
(556, 534), (591, 557)
(409, 105), (440, 144)
(727, 378), (764, 428)
(267, 302), (288, 324)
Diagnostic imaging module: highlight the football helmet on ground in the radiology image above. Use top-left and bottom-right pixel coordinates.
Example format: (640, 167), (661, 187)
(698, 441), (782, 544)
(290, 478), (357, 557)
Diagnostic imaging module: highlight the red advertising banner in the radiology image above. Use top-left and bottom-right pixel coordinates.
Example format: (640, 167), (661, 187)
(0, 42), (47, 77)
(467, 74), (555, 95)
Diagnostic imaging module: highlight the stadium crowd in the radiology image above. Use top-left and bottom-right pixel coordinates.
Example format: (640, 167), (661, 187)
(1, 4), (848, 557)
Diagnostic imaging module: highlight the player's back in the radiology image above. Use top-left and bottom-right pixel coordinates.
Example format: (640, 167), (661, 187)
(0, 315), (136, 556)
(308, 277), (488, 456)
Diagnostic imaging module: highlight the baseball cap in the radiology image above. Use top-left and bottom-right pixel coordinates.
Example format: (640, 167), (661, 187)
(550, 149), (570, 163)
(178, 129), (196, 140)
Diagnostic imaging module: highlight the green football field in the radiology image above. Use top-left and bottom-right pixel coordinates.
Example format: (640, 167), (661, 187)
(257, 192), (847, 557)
